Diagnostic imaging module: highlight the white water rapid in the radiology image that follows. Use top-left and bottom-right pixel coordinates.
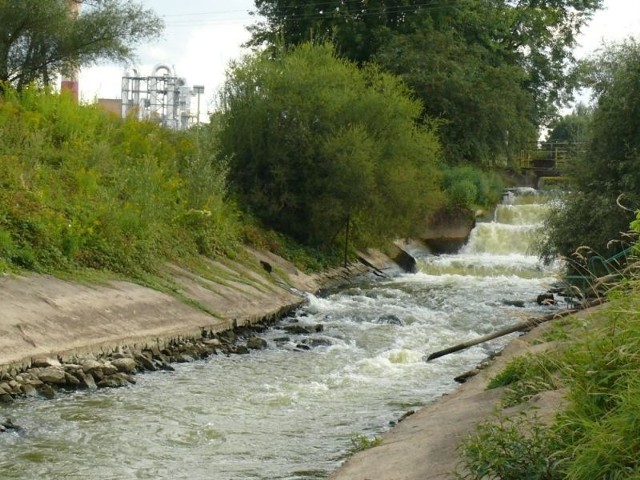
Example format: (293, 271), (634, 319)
(0, 190), (561, 480)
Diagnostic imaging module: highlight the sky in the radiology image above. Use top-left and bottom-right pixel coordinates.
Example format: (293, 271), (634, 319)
(79, 0), (256, 115)
(79, 0), (640, 116)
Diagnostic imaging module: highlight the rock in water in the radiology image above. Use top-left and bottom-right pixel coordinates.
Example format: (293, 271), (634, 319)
(246, 337), (268, 350)
(376, 314), (405, 326)
(502, 299), (526, 308)
(536, 293), (555, 305)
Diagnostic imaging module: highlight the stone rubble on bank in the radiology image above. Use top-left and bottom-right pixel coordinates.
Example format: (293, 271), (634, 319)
(0, 318), (323, 408)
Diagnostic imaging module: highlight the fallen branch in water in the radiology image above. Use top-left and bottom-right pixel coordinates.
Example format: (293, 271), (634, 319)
(425, 298), (605, 362)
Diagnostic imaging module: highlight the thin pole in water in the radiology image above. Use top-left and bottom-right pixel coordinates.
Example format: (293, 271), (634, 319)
(344, 215), (350, 268)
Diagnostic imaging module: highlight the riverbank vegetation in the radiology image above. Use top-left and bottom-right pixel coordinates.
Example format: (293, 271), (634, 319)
(459, 276), (640, 479)
(2, 0), (603, 278)
(0, 36), (509, 279)
(459, 38), (640, 479)
(0, 82), (504, 278)
(540, 39), (640, 269)
(0, 88), (242, 276)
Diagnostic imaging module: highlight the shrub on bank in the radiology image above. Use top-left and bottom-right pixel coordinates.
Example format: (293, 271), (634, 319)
(442, 165), (504, 210)
(0, 88), (241, 276)
(216, 42), (444, 250)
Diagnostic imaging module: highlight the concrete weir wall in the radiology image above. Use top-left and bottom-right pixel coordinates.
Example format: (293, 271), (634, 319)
(420, 208), (476, 254)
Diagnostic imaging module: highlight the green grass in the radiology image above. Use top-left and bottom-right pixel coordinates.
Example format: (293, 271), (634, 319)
(348, 433), (383, 454)
(487, 353), (560, 408)
(459, 287), (640, 479)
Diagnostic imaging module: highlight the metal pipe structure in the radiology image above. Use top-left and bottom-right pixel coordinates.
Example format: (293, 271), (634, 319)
(120, 65), (201, 130)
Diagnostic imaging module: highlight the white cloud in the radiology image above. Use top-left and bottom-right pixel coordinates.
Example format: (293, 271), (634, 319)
(575, 0), (640, 57)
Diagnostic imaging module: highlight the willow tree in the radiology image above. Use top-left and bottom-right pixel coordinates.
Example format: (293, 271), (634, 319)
(215, 43), (443, 248)
(0, 0), (163, 92)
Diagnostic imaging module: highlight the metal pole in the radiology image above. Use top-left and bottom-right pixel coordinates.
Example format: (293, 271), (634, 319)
(193, 85), (205, 126)
(344, 215), (350, 268)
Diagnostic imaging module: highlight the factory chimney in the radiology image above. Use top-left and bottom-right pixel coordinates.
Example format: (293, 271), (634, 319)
(61, 0), (80, 100)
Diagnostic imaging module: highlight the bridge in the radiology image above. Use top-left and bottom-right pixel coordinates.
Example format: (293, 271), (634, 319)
(519, 142), (584, 186)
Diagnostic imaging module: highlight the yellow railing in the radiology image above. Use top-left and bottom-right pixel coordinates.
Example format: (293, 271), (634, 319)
(518, 142), (584, 174)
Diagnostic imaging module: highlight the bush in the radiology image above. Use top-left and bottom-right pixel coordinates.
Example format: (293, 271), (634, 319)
(442, 165), (504, 210)
(457, 413), (563, 480)
(216, 42), (443, 250)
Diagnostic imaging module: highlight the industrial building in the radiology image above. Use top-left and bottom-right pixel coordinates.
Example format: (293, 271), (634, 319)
(120, 64), (205, 130)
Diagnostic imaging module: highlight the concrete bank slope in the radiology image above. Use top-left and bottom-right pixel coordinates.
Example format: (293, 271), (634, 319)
(0, 247), (390, 371)
(328, 307), (597, 480)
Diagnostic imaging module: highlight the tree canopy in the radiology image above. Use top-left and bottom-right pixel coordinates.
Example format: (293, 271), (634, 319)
(248, 0), (603, 164)
(215, 43), (443, 249)
(546, 104), (592, 144)
(0, 0), (163, 92)
(541, 39), (640, 264)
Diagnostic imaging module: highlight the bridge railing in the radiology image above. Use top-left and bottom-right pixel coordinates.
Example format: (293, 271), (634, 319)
(518, 142), (585, 176)
(564, 246), (637, 293)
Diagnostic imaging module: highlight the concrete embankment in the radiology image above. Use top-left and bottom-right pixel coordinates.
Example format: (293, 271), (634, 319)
(0, 249), (311, 370)
(1, 204), (479, 368)
(0, 246), (409, 401)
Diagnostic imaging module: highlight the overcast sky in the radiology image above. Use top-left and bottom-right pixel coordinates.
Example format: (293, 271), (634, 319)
(79, 0), (640, 114)
(79, 0), (255, 113)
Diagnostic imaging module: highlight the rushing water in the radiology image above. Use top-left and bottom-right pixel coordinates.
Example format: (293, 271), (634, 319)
(0, 190), (561, 480)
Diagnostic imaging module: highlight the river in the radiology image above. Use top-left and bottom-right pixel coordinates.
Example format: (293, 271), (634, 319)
(0, 189), (561, 480)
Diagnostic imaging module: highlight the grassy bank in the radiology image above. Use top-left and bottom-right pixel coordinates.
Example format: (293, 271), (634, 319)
(458, 280), (640, 479)
(0, 88), (243, 278)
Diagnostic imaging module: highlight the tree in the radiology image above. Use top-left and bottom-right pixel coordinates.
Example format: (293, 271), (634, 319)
(247, 0), (422, 65)
(546, 104), (592, 144)
(541, 39), (640, 264)
(374, 17), (536, 165)
(248, 0), (603, 164)
(0, 0), (163, 92)
(215, 43), (443, 248)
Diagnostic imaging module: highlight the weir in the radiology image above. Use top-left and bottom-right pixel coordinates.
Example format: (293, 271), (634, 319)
(0, 190), (560, 480)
